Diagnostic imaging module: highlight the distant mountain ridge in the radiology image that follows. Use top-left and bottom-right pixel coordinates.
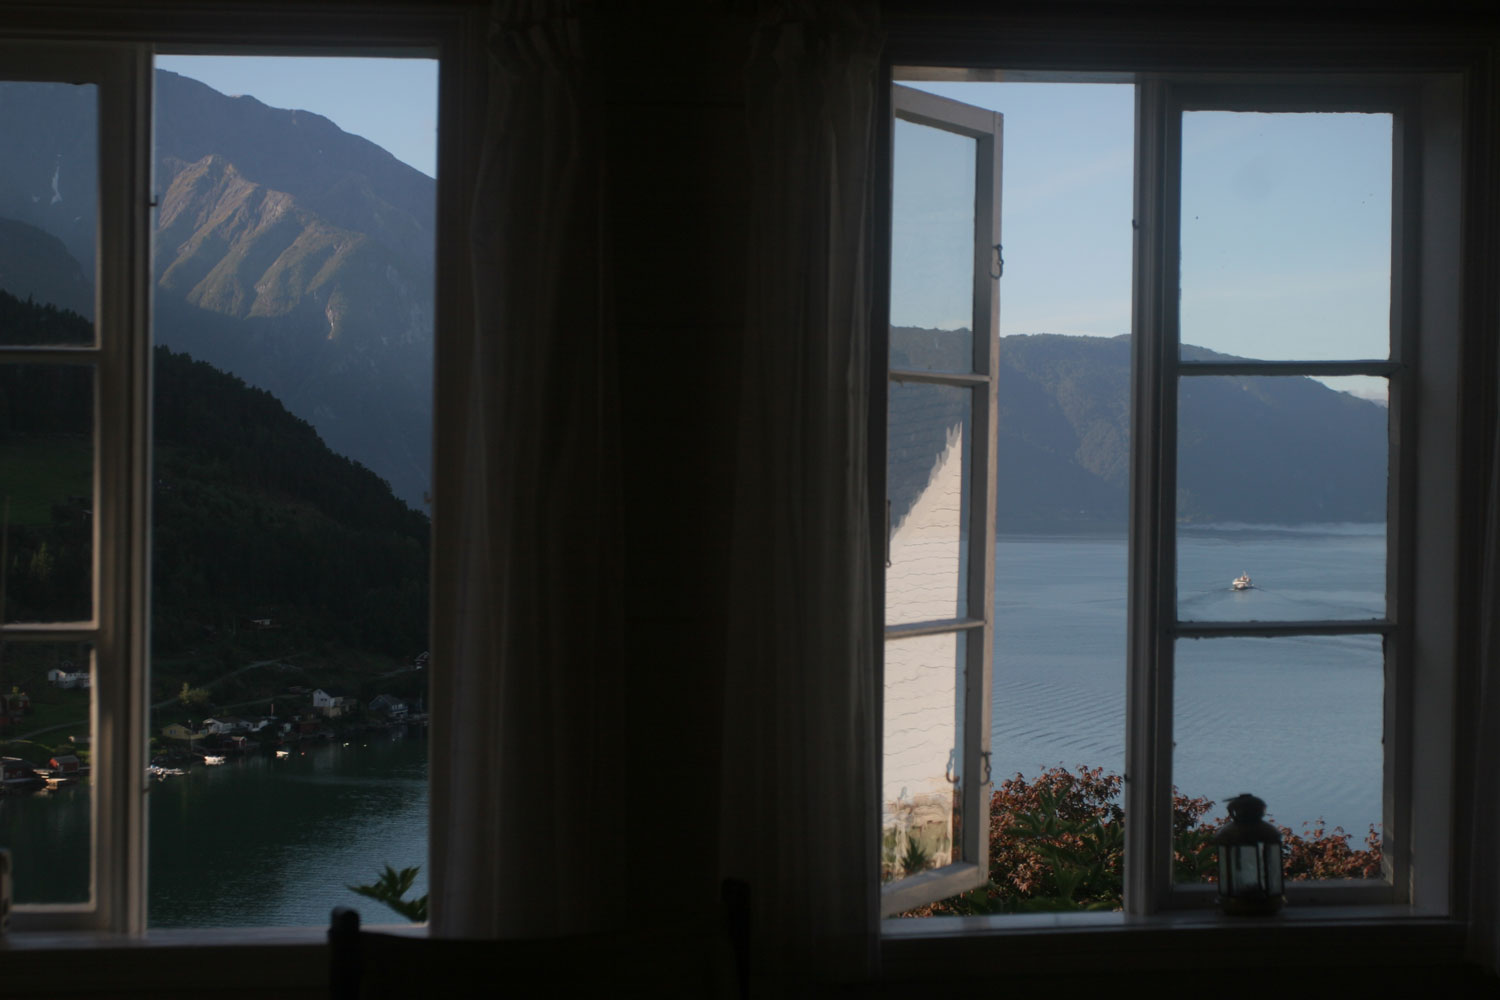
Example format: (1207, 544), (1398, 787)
(890, 327), (1388, 530)
(0, 71), (434, 508)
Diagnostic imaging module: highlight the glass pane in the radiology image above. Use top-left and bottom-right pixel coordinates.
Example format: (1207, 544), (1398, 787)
(1180, 111), (1391, 362)
(883, 631), (967, 883)
(1174, 635), (1384, 881)
(887, 381), (971, 624)
(149, 736), (428, 926)
(0, 642), (93, 904)
(889, 118), (976, 372)
(0, 81), (97, 342)
(0, 363), (94, 623)
(992, 535), (1127, 781)
(1177, 375), (1386, 622)
(148, 55), (434, 927)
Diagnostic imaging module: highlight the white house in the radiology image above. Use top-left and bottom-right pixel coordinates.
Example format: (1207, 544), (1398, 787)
(46, 667), (90, 690)
(312, 689), (350, 718)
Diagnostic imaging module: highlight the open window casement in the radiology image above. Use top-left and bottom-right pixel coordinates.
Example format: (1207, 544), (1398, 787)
(881, 85), (1001, 916)
(0, 42), (154, 933)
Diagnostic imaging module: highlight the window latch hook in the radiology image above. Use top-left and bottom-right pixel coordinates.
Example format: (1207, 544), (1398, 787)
(945, 747), (960, 785)
(990, 243), (1003, 280)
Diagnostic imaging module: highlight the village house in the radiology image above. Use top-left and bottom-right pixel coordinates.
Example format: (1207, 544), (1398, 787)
(48, 755), (81, 776)
(45, 666), (89, 690)
(368, 694), (409, 719)
(0, 756), (39, 789)
(311, 689), (350, 718)
(160, 723), (203, 742)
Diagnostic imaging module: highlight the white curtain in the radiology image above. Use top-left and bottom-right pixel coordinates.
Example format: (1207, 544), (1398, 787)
(430, 0), (625, 939)
(1467, 385), (1500, 971)
(719, 0), (885, 986)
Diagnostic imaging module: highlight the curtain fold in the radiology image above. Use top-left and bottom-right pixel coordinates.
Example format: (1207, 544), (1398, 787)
(1467, 383), (1500, 972)
(430, 0), (624, 939)
(719, 0), (884, 986)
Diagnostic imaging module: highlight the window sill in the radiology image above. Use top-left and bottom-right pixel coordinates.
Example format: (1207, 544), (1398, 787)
(881, 906), (1475, 987)
(0, 923), (421, 998)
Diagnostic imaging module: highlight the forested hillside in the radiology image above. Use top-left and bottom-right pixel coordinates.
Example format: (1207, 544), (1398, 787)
(0, 289), (427, 660)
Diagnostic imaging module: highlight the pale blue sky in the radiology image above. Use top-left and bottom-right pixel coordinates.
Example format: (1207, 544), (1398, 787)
(154, 55), (437, 178)
(899, 81), (1394, 388)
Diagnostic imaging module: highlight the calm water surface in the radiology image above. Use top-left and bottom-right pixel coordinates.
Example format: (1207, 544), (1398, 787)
(993, 524), (1384, 837)
(4, 731), (427, 924)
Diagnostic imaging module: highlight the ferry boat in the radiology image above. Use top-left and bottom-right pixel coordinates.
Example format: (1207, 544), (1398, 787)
(1232, 573), (1253, 591)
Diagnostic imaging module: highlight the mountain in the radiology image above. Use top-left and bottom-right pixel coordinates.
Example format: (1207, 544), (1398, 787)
(0, 72), (434, 508)
(890, 328), (1389, 530)
(0, 289), (428, 657)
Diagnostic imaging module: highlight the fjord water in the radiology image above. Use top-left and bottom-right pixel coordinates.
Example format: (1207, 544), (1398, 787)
(994, 523), (1384, 839)
(147, 734), (429, 926)
(3, 732), (427, 923)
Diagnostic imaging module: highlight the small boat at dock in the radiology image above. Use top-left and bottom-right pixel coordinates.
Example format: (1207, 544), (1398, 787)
(202, 755), (226, 765)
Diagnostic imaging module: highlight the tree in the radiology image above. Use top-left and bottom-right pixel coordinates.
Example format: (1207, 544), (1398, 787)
(904, 765), (1383, 917)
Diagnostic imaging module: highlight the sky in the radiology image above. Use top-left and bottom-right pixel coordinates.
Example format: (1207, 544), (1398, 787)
(898, 81), (1393, 399)
(154, 55), (438, 178)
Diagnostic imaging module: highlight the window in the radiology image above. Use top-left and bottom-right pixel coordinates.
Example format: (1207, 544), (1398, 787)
(0, 7), (469, 937)
(884, 68), (1463, 918)
(881, 85), (1001, 914)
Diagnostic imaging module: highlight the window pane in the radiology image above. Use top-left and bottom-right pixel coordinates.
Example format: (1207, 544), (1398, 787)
(1179, 111), (1391, 362)
(889, 118), (976, 373)
(1173, 634), (1384, 880)
(147, 55), (434, 928)
(883, 630), (966, 883)
(1177, 375), (1386, 622)
(993, 535), (1126, 780)
(149, 736), (427, 926)
(0, 642), (93, 904)
(0, 81), (97, 343)
(0, 363), (93, 624)
(887, 381), (971, 624)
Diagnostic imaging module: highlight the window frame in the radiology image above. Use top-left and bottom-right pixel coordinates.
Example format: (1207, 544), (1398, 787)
(881, 59), (1467, 926)
(0, 41), (152, 933)
(0, 2), (480, 937)
(880, 83), (1001, 916)
(1128, 75), (1443, 913)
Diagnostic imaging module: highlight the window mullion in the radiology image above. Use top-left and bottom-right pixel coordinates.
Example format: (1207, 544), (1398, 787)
(90, 42), (153, 935)
(1125, 77), (1179, 916)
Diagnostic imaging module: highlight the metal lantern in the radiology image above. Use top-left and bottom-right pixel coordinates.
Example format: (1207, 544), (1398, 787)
(1213, 793), (1285, 915)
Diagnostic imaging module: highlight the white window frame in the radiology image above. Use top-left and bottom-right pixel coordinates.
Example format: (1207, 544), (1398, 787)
(1127, 74), (1459, 913)
(881, 63), (1465, 923)
(880, 83), (1001, 916)
(0, 41), (153, 934)
(0, 3), (478, 938)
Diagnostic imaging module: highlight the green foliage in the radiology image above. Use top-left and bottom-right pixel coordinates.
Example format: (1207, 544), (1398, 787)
(177, 682), (211, 708)
(0, 290), (428, 664)
(900, 836), (931, 878)
(348, 864), (428, 923)
(903, 766), (1385, 917)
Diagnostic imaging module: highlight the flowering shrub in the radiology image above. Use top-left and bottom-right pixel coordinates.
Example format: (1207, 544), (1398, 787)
(901, 765), (1382, 917)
